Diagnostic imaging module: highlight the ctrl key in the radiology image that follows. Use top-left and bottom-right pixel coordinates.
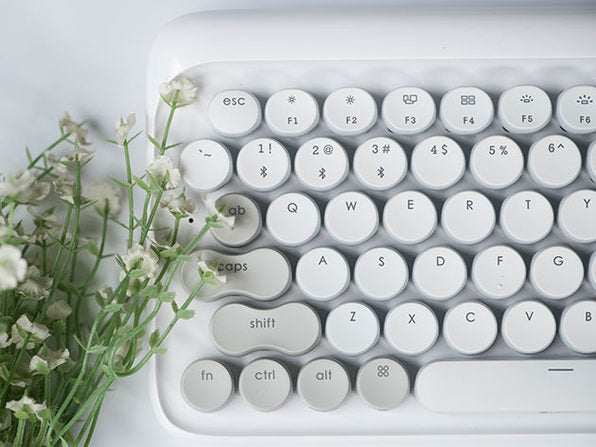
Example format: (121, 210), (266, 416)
(239, 358), (292, 412)
(181, 359), (234, 412)
(297, 358), (350, 411)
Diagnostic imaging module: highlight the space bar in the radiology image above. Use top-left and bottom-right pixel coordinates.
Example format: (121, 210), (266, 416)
(415, 359), (596, 413)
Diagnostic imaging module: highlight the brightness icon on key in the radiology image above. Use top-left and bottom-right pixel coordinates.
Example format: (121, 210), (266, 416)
(577, 94), (593, 105)
(345, 95), (356, 105)
(287, 95), (297, 104)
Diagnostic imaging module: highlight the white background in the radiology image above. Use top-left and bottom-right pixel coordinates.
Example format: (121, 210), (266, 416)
(1, 1), (595, 446)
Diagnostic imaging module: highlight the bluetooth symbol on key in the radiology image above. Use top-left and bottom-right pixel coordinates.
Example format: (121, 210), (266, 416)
(259, 166), (268, 178)
(318, 167), (327, 179)
(377, 166), (385, 178)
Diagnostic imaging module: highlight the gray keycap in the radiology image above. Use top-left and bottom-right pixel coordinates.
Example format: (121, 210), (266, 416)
(181, 248), (291, 301)
(239, 358), (292, 412)
(210, 302), (321, 356)
(180, 359), (234, 412)
(297, 358), (350, 411)
(211, 193), (262, 247)
(356, 357), (410, 411)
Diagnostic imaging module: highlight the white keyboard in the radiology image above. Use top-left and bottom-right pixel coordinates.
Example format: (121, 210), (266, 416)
(147, 8), (596, 442)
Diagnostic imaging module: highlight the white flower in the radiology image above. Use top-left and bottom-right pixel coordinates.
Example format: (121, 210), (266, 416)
(204, 197), (235, 230)
(85, 182), (121, 217)
(17, 266), (53, 300)
(45, 153), (68, 175)
(59, 112), (90, 146)
(29, 348), (69, 374)
(0, 332), (10, 348)
(0, 216), (10, 241)
(159, 77), (198, 107)
(53, 176), (75, 204)
(115, 112), (136, 147)
(0, 245), (27, 291)
(28, 207), (61, 241)
(121, 244), (159, 281)
(46, 300), (72, 321)
(160, 192), (195, 216)
(61, 146), (95, 164)
(147, 155), (181, 190)
(0, 171), (35, 199)
(198, 260), (227, 284)
(6, 395), (47, 421)
(11, 315), (50, 349)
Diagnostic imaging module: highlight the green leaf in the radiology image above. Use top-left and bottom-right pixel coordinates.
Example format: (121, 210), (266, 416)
(133, 176), (150, 192)
(152, 347), (167, 355)
(171, 301), (179, 313)
(149, 329), (160, 348)
(58, 281), (81, 296)
(128, 268), (147, 278)
(108, 176), (130, 189)
(140, 284), (161, 298)
(158, 292), (175, 303)
(147, 134), (161, 151)
(160, 247), (180, 258)
(87, 344), (107, 354)
(36, 361), (51, 376)
(103, 303), (124, 313)
(15, 410), (29, 421)
(176, 309), (195, 320)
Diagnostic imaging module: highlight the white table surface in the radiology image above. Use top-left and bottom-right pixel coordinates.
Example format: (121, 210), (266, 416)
(1, 1), (595, 446)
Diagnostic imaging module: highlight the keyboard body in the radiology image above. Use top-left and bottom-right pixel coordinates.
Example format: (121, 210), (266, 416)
(147, 8), (596, 442)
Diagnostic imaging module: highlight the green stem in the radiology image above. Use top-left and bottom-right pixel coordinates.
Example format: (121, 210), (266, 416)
(27, 132), (71, 170)
(123, 141), (135, 249)
(159, 91), (179, 155)
(14, 418), (26, 447)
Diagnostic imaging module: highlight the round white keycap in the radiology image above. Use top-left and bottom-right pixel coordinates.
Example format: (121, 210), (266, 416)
(383, 191), (437, 244)
(556, 85), (596, 134)
(382, 87), (436, 135)
(353, 137), (407, 190)
(265, 89), (319, 136)
(179, 140), (233, 192)
(324, 191), (378, 245)
(443, 301), (498, 355)
(500, 191), (554, 244)
(502, 300), (556, 354)
(297, 358), (350, 412)
(323, 87), (377, 135)
(412, 247), (467, 300)
(472, 245), (526, 299)
(589, 252), (596, 291)
(440, 87), (494, 135)
(181, 359), (234, 412)
(296, 247), (350, 301)
(530, 246), (584, 299)
(528, 135), (581, 188)
(441, 191), (495, 244)
(211, 194), (262, 247)
(469, 135), (524, 189)
(411, 136), (465, 189)
(266, 193), (320, 246)
(384, 301), (439, 355)
(239, 358), (292, 412)
(588, 141), (596, 182)
(237, 138), (291, 191)
(498, 85), (552, 133)
(560, 300), (596, 354)
(558, 189), (596, 243)
(356, 358), (410, 411)
(354, 247), (408, 300)
(208, 90), (261, 137)
(295, 137), (348, 191)
(325, 302), (380, 355)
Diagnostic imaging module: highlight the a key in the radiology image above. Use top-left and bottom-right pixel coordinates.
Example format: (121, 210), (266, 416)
(529, 246), (584, 299)
(560, 300), (596, 354)
(297, 358), (350, 412)
(353, 137), (407, 190)
(210, 302), (321, 356)
(411, 136), (465, 189)
(384, 301), (439, 355)
(471, 245), (526, 299)
(208, 90), (262, 137)
(236, 138), (291, 191)
(239, 358), (292, 412)
(266, 192), (320, 246)
(498, 85), (552, 133)
(589, 252), (596, 291)
(416, 359), (596, 413)
(412, 247), (467, 300)
(556, 85), (596, 134)
(382, 87), (436, 135)
(588, 141), (596, 182)
(323, 87), (377, 135)
(443, 301), (498, 355)
(441, 191), (495, 244)
(557, 189), (596, 243)
(181, 248), (291, 301)
(383, 191), (437, 244)
(324, 191), (378, 245)
(210, 193), (262, 247)
(502, 300), (556, 354)
(325, 302), (379, 356)
(440, 87), (494, 134)
(469, 135), (524, 189)
(265, 89), (319, 136)
(356, 358), (410, 411)
(500, 190), (554, 244)
(296, 247), (350, 301)
(181, 359), (234, 413)
(179, 140), (233, 192)
(354, 247), (408, 301)
(295, 137), (348, 191)
(528, 135), (581, 188)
